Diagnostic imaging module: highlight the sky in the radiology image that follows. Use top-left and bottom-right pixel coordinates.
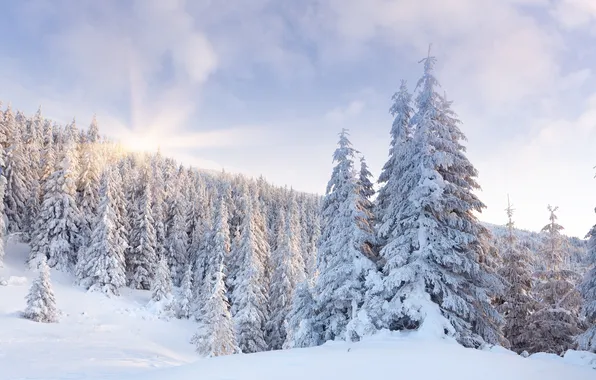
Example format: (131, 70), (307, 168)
(0, 0), (595, 237)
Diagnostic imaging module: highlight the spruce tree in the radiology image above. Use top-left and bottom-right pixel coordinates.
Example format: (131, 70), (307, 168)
(30, 132), (82, 271)
(23, 256), (59, 323)
(266, 204), (305, 350)
(164, 169), (189, 286)
(75, 167), (126, 296)
(128, 167), (158, 290)
(151, 256), (173, 302)
(376, 53), (502, 347)
(313, 130), (377, 342)
(497, 197), (536, 353)
(522, 205), (582, 354)
(176, 264), (193, 319)
(285, 281), (321, 348)
(77, 116), (101, 246)
(0, 132), (6, 267)
(4, 107), (28, 235)
(191, 260), (239, 357)
(22, 107), (44, 242)
(578, 219), (596, 352)
(231, 189), (269, 353)
(375, 80), (413, 230)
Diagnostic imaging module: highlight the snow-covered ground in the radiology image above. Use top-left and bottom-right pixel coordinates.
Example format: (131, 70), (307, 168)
(1, 242), (595, 380)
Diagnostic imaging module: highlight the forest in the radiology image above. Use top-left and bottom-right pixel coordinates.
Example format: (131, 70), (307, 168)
(1, 53), (595, 358)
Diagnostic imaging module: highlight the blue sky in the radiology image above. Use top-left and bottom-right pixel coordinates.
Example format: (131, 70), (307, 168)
(1, 0), (596, 237)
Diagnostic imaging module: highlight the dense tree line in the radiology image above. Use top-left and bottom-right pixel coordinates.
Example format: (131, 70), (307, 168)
(0, 52), (595, 356)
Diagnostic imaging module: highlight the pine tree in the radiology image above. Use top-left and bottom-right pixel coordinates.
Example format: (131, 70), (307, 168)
(191, 260), (239, 357)
(285, 281), (321, 348)
(266, 204), (305, 350)
(3, 107), (28, 235)
(22, 107), (44, 242)
(128, 167), (158, 290)
(30, 132), (82, 271)
(151, 256), (173, 302)
(75, 167), (126, 296)
(0, 130), (7, 267)
(375, 80), (413, 230)
(497, 197), (536, 353)
(77, 116), (101, 246)
(23, 256), (59, 323)
(164, 169), (189, 286)
(176, 264), (193, 319)
(375, 53), (502, 347)
(578, 219), (596, 352)
(522, 205), (582, 354)
(150, 154), (167, 261)
(313, 130), (377, 343)
(231, 189), (269, 353)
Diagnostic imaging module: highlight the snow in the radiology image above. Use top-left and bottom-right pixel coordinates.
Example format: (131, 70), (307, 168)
(1, 242), (594, 380)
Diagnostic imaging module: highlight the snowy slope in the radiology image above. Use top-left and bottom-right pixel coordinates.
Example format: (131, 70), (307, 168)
(1, 243), (594, 380)
(0, 242), (197, 380)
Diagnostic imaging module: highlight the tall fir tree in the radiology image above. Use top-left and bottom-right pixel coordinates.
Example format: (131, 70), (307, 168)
(191, 259), (239, 357)
(23, 107), (44, 242)
(497, 197), (536, 353)
(375, 53), (502, 347)
(578, 216), (596, 352)
(375, 80), (413, 232)
(231, 189), (269, 353)
(164, 168), (189, 286)
(4, 107), (28, 235)
(128, 167), (158, 290)
(313, 130), (377, 343)
(522, 205), (582, 354)
(285, 281), (321, 348)
(75, 167), (126, 296)
(77, 116), (102, 246)
(266, 203), (305, 350)
(30, 130), (82, 271)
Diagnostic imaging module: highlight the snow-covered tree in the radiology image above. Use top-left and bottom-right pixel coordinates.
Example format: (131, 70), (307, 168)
(3, 107), (28, 234)
(497, 197), (536, 353)
(313, 130), (377, 343)
(176, 264), (193, 319)
(23, 256), (59, 323)
(375, 80), (413, 229)
(22, 107), (44, 242)
(578, 219), (596, 352)
(30, 132), (82, 271)
(76, 116), (101, 246)
(191, 260), (239, 357)
(375, 53), (503, 347)
(231, 189), (269, 353)
(522, 205), (582, 354)
(266, 202), (305, 350)
(128, 167), (158, 290)
(151, 256), (173, 302)
(75, 167), (126, 296)
(164, 169), (189, 286)
(150, 153), (167, 261)
(284, 281), (321, 349)
(0, 129), (7, 266)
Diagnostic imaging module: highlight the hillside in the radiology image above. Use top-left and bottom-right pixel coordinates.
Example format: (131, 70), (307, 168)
(1, 243), (594, 380)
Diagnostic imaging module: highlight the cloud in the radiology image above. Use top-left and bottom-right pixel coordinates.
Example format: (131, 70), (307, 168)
(476, 92), (596, 236)
(552, 0), (596, 30)
(324, 100), (365, 123)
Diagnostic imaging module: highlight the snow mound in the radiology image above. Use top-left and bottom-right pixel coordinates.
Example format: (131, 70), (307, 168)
(563, 350), (596, 369)
(5, 275), (28, 286)
(126, 334), (595, 380)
